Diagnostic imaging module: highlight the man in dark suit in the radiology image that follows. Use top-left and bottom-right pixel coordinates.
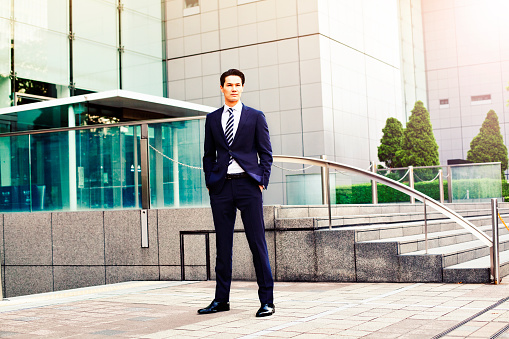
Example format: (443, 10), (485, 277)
(198, 69), (275, 317)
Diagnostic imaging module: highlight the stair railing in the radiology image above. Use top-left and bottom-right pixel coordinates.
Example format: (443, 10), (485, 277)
(273, 155), (500, 283)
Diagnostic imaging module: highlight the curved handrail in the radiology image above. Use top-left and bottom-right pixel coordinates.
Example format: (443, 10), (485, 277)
(273, 155), (493, 247)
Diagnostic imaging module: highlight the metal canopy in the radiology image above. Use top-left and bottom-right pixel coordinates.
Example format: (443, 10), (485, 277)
(0, 90), (215, 117)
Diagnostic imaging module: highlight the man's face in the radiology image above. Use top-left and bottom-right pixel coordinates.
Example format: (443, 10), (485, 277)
(220, 75), (244, 106)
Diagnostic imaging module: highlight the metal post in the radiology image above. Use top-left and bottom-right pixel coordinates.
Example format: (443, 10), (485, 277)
(172, 127), (180, 207)
(371, 161), (378, 205)
(140, 124), (150, 210)
(320, 155), (332, 229)
(320, 155), (328, 205)
(141, 209), (149, 248)
(447, 166), (453, 203)
(439, 169), (444, 204)
(0, 258), (3, 300)
(424, 199), (428, 254)
(409, 166), (415, 204)
(491, 198), (500, 284)
(133, 127), (139, 208)
(205, 233), (211, 280)
(180, 233), (185, 280)
(139, 124), (151, 249)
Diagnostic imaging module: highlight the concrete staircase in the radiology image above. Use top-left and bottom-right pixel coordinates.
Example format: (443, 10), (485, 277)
(275, 203), (509, 283)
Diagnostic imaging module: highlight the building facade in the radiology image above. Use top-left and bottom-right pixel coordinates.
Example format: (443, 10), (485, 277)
(165, 0), (426, 203)
(1, 0), (430, 207)
(0, 0), (164, 112)
(423, 0), (509, 166)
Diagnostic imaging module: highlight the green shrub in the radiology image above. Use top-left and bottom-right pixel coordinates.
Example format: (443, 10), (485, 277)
(336, 179), (501, 204)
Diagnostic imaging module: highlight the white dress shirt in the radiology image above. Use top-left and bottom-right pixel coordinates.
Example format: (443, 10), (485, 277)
(221, 101), (244, 174)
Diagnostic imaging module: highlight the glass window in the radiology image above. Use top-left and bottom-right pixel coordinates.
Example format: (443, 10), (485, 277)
(14, 22), (69, 86)
(471, 94), (491, 102)
(122, 0), (161, 18)
(14, 0), (67, 33)
(122, 51), (163, 96)
(184, 0), (199, 8)
(0, 18), (10, 108)
(238, 0), (261, 4)
(74, 39), (119, 92)
(0, 134), (31, 212)
(148, 119), (207, 208)
(30, 131), (70, 211)
(0, 0), (10, 19)
(122, 9), (162, 58)
(471, 94), (491, 105)
(0, 18), (10, 75)
(0, 77), (9, 108)
(183, 0), (200, 16)
(75, 125), (141, 210)
(73, 0), (117, 47)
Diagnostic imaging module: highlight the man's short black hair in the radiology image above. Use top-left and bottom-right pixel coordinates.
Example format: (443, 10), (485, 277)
(220, 69), (245, 87)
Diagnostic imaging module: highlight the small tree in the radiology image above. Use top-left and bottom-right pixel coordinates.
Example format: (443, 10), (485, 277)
(378, 117), (404, 168)
(396, 101), (440, 167)
(467, 110), (508, 175)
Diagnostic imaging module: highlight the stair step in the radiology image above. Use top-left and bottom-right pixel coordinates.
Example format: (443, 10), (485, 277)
(314, 208), (500, 228)
(443, 249), (509, 283)
(361, 222), (509, 253)
(348, 214), (501, 242)
(401, 233), (509, 267)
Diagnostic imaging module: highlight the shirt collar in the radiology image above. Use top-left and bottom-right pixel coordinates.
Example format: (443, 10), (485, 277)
(224, 101), (242, 113)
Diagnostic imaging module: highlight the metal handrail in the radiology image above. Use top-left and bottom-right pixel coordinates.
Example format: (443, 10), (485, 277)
(273, 155), (493, 247)
(382, 162), (502, 171)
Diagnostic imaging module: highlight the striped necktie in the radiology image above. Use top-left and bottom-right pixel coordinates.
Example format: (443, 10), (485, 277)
(225, 107), (234, 164)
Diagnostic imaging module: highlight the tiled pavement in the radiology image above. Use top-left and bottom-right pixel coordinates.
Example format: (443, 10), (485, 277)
(1, 280), (509, 338)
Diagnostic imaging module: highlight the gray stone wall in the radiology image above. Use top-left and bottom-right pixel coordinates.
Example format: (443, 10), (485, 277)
(1, 203), (498, 297)
(0, 207), (283, 298)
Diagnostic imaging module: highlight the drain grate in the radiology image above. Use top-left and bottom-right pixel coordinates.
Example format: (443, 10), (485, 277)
(431, 296), (509, 339)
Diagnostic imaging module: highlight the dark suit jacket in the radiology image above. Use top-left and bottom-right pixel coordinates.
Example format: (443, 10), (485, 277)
(203, 104), (273, 194)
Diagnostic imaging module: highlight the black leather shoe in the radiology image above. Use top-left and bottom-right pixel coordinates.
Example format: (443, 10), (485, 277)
(256, 303), (275, 317)
(197, 301), (230, 314)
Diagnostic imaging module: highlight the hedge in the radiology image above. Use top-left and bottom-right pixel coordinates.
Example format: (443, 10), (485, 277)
(336, 179), (502, 204)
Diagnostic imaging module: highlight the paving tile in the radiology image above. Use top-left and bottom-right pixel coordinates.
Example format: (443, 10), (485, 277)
(90, 329), (127, 336)
(2, 281), (509, 338)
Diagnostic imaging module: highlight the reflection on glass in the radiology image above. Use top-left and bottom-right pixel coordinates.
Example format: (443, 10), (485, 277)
(286, 173), (336, 205)
(0, 1), (10, 19)
(122, 10), (162, 57)
(148, 119), (207, 208)
(14, 22), (69, 86)
(74, 39), (118, 92)
(0, 77), (10, 109)
(185, 0), (199, 8)
(0, 125), (142, 212)
(0, 18), (9, 75)
(122, 52), (163, 96)
(450, 163), (502, 202)
(30, 132), (70, 210)
(123, 0), (162, 18)
(0, 135), (30, 212)
(75, 125), (141, 210)
(3, 104), (70, 132)
(73, 0), (117, 46)
(14, 0), (67, 33)
(374, 167), (412, 204)
(335, 172), (373, 204)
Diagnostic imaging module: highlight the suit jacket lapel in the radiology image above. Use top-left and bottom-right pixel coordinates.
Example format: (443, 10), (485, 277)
(213, 108), (228, 146)
(232, 104), (249, 146)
